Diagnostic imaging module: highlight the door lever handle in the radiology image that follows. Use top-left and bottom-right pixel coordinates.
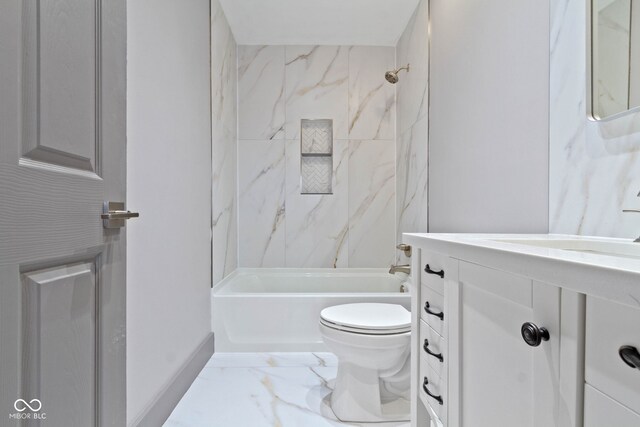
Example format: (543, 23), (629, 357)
(101, 210), (139, 220)
(102, 201), (139, 228)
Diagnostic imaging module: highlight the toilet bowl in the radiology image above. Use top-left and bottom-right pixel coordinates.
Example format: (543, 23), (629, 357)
(319, 303), (411, 423)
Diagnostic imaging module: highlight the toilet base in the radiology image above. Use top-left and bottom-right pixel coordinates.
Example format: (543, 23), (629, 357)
(330, 361), (410, 423)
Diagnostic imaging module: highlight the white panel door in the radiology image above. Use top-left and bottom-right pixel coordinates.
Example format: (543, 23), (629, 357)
(456, 262), (560, 427)
(0, 1), (127, 426)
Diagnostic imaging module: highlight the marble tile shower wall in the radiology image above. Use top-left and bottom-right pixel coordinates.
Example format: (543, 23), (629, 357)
(211, 0), (238, 284)
(395, 0), (429, 263)
(237, 45), (396, 268)
(550, 0), (640, 238)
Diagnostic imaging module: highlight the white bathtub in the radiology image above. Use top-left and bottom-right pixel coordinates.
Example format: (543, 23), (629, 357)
(212, 268), (411, 352)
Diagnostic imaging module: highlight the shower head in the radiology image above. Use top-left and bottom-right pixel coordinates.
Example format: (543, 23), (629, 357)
(385, 64), (410, 84)
(385, 71), (400, 84)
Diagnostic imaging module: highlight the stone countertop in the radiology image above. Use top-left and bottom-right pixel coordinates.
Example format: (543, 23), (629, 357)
(403, 233), (640, 308)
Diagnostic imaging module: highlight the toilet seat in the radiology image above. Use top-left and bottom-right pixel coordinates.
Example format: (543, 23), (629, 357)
(320, 303), (410, 335)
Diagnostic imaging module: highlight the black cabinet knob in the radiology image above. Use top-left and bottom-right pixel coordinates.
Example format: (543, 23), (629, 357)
(619, 346), (640, 370)
(521, 322), (549, 347)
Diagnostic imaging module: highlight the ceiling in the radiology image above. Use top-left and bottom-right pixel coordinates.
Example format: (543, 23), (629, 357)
(218, 0), (420, 46)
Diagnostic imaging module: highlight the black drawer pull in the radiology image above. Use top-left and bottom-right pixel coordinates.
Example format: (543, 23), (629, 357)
(424, 301), (444, 320)
(422, 377), (443, 405)
(619, 346), (640, 370)
(423, 339), (444, 362)
(424, 264), (445, 278)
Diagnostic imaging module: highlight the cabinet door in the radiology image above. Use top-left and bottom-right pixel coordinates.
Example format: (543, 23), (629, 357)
(584, 384), (640, 427)
(455, 262), (560, 427)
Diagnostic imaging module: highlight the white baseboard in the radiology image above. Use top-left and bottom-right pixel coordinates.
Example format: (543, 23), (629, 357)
(133, 333), (214, 427)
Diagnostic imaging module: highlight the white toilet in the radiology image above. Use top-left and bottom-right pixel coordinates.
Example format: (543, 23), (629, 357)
(319, 303), (411, 423)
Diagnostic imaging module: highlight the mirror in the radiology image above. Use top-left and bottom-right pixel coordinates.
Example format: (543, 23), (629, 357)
(591, 0), (640, 119)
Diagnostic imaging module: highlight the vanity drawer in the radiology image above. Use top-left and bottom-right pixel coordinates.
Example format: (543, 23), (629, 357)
(584, 384), (640, 427)
(420, 284), (445, 336)
(419, 355), (447, 424)
(586, 296), (640, 414)
(421, 251), (446, 295)
(420, 319), (445, 378)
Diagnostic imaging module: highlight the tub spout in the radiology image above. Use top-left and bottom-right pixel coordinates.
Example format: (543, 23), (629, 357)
(389, 264), (410, 275)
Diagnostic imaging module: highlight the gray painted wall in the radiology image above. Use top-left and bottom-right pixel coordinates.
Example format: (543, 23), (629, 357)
(126, 0), (212, 424)
(428, 0), (550, 233)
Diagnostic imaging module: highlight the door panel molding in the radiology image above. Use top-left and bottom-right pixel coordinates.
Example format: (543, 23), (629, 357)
(21, 0), (101, 173)
(22, 260), (98, 426)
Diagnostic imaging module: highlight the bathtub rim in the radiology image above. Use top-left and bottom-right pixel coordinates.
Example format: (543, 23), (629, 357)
(213, 267), (410, 296)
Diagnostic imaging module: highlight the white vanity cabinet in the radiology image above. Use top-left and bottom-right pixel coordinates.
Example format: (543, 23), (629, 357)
(411, 250), (561, 427)
(406, 234), (640, 427)
(584, 297), (640, 425)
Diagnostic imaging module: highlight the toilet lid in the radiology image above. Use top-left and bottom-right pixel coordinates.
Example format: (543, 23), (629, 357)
(320, 303), (410, 333)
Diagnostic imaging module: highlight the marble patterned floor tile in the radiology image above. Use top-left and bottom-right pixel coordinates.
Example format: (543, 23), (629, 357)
(205, 352), (338, 368)
(164, 366), (338, 427)
(164, 353), (410, 427)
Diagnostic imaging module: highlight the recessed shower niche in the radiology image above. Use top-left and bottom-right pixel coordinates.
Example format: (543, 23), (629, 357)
(300, 119), (333, 195)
